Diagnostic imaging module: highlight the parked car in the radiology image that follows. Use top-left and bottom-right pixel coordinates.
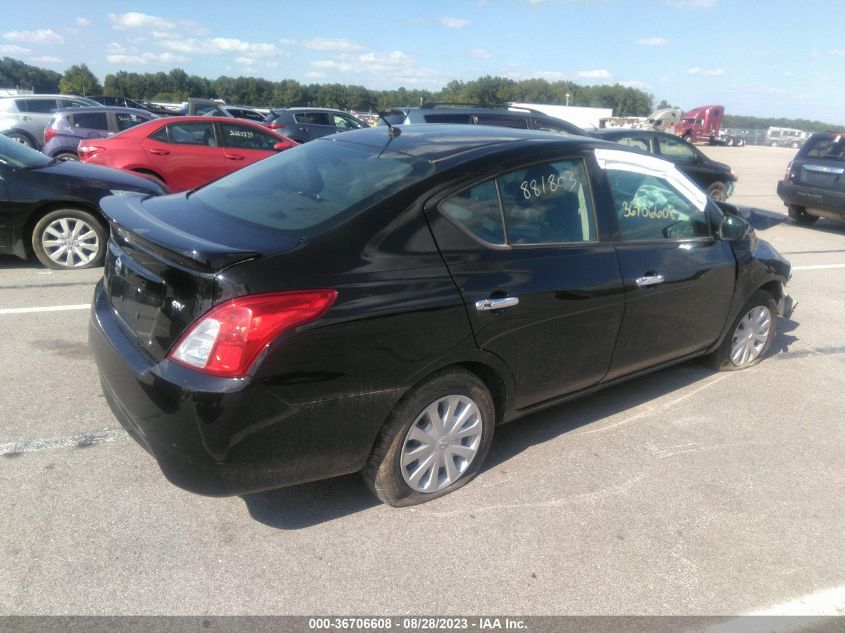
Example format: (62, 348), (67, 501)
(590, 128), (737, 201)
(777, 132), (845, 225)
(78, 116), (297, 192)
(0, 94), (100, 149)
(262, 107), (369, 143)
(87, 95), (149, 111)
(0, 133), (165, 269)
(222, 105), (267, 122)
(766, 127), (808, 149)
(42, 106), (157, 161)
(378, 102), (585, 136)
(89, 124), (793, 507)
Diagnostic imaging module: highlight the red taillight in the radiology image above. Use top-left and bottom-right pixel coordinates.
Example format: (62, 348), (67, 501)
(77, 145), (105, 160)
(168, 290), (337, 378)
(44, 127), (56, 144)
(267, 122), (286, 130)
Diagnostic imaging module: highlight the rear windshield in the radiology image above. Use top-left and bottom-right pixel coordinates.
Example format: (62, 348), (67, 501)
(802, 134), (845, 161)
(190, 138), (435, 233)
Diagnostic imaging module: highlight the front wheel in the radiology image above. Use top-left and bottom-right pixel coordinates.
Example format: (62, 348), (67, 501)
(363, 369), (495, 507)
(788, 205), (818, 225)
(707, 182), (728, 202)
(54, 151), (79, 161)
(707, 291), (778, 371)
(31, 208), (107, 269)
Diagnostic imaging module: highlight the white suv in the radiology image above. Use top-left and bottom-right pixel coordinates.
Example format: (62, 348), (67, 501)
(0, 94), (99, 149)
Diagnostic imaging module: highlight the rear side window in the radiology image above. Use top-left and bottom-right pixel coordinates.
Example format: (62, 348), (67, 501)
(475, 114), (528, 129)
(190, 139), (435, 233)
(607, 170), (710, 241)
(440, 159), (597, 246)
(71, 112), (109, 130)
(802, 135), (845, 161)
(153, 122), (217, 146)
(20, 99), (57, 113)
(295, 112), (330, 125)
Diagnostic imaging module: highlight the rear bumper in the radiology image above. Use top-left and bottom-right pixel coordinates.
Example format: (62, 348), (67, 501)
(777, 180), (845, 219)
(89, 281), (400, 496)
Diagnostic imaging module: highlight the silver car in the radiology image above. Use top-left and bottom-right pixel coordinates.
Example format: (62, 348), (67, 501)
(0, 94), (99, 149)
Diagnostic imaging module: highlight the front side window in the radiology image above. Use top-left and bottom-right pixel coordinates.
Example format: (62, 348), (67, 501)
(220, 123), (279, 150)
(72, 112), (108, 130)
(439, 159), (597, 246)
(658, 136), (697, 162)
(116, 112), (150, 131)
(607, 170), (710, 241)
(614, 135), (651, 152)
(331, 114), (363, 130)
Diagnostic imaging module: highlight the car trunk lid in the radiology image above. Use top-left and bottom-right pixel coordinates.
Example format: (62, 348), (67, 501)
(99, 193), (300, 361)
(792, 134), (845, 191)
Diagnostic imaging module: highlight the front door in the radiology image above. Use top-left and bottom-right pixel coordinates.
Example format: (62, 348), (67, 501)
(426, 156), (626, 409)
(599, 152), (736, 379)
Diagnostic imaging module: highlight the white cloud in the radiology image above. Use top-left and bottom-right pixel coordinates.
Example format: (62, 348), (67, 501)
(637, 37), (669, 46)
(310, 50), (440, 86)
(686, 67), (725, 76)
(280, 38), (296, 46)
(577, 69), (611, 79)
(441, 16), (470, 29)
(3, 29), (64, 44)
(0, 44), (31, 55)
(235, 56), (254, 65)
(30, 55), (62, 63)
(619, 80), (650, 89)
(829, 49), (845, 57)
(159, 37), (285, 58)
(666, 0), (718, 8)
(302, 37), (364, 52)
(108, 12), (175, 31)
(106, 42), (187, 65)
(304, 71), (325, 79)
(470, 48), (492, 59)
(76, 17), (90, 27)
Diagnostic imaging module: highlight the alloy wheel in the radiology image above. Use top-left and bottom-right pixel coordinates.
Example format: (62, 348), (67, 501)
(41, 217), (100, 268)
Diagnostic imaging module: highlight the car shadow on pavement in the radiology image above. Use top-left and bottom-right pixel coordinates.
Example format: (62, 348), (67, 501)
(737, 205), (845, 235)
(243, 350), (795, 529)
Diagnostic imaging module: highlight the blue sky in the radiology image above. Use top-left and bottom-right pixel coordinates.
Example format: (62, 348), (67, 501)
(2, 0), (844, 124)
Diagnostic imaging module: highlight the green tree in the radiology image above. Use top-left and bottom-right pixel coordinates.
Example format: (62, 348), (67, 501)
(59, 63), (102, 96)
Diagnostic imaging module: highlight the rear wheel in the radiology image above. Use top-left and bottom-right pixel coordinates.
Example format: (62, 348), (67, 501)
(736, 138), (745, 147)
(31, 208), (107, 269)
(6, 131), (34, 147)
(707, 182), (728, 202)
(363, 369), (495, 507)
(54, 151), (79, 161)
(787, 205), (818, 225)
(707, 291), (778, 371)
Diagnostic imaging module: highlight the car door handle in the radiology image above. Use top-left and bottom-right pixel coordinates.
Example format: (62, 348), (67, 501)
(475, 297), (520, 311)
(635, 274), (665, 287)
(224, 154), (245, 161)
(148, 148), (169, 155)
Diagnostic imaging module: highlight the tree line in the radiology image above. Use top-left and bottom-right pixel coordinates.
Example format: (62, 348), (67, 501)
(2, 56), (842, 130)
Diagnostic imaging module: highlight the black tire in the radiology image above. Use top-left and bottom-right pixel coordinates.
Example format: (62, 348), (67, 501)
(706, 291), (778, 371)
(31, 208), (108, 270)
(6, 131), (34, 147)
(683, 132), (692, 143)
(54, 151), (79, 161)
(363, 368), (495, 507)
(725, 136), (734, 146)
(787, 205), (819, 225)
(791, 141), (801, 149)
(736, 138), (745, 147)
(707, 182), (728, 202)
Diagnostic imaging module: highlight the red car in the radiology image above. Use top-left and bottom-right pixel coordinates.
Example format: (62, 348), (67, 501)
(78, 116), (297, 192)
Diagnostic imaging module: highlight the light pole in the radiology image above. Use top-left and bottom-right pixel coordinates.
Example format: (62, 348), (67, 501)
(565, 92), (570, 107)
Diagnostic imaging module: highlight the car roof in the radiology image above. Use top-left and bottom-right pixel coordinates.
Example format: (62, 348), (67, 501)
(323, 123), (606, 162)
(272, 107), (356, 114)
(51, 106), (153, 115)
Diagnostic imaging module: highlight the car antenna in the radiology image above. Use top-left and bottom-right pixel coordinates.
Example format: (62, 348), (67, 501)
(377, 110), (401, 138)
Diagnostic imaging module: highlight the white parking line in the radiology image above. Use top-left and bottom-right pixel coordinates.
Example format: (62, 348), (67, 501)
(0, 304), (89, 316)
(0, 428), (126, 456)
(793, 264), (845, 270)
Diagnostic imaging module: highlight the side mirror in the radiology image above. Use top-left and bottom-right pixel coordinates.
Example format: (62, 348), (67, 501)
(719, 214), (750, 241)
(273, 140), (296, 151)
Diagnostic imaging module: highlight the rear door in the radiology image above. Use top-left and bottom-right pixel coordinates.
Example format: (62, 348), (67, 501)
(426, 153), (625, 409)
(596, 149), (736, 380)
(141, 120), (227, 191)
(293, 111), (332, 140)
(70, 111), (111, 139)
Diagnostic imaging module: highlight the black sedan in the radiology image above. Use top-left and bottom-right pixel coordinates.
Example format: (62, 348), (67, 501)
(0, 134), (166, 269)
(591, 128), (737, 202)
(89, 125), (793, 506)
